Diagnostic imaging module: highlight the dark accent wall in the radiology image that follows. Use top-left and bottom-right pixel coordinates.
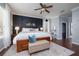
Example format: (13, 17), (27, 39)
(13, 15), (43, 34)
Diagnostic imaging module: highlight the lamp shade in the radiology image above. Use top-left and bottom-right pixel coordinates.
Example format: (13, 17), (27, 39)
(53, 26), (56, 30)
(40, 27), (43, 31)
(15, 26), (20, 30)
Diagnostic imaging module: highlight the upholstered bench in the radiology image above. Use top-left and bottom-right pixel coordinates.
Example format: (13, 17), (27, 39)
(28, 40), (50, 55)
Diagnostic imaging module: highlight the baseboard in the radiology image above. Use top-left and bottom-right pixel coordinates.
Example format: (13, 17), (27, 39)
(0, 44), (12, 56)
(56, 37), (62, 40)
(56, 38), (62, 40)
(72, 42), (79, 45)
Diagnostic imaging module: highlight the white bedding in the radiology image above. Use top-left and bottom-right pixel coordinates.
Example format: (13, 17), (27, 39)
(13, 31), (52, 44)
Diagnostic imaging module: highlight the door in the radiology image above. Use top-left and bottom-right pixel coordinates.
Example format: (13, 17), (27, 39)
(62, 23), (66, 39)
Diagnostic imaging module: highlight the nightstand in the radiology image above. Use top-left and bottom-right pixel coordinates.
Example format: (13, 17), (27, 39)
(51, 32), (56, 40)
(11, 34), (16, 45)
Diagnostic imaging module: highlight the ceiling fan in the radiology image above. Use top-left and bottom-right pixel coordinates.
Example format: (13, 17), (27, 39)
(34, 3), (53, 14)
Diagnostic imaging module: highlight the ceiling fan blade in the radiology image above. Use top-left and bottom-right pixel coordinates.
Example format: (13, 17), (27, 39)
(34, 8), (42, 10)
(40, 11), (42, 14)
(45, 8), (50, 13)
(40, 3), (44, 8)
(46, 5), (53, 8)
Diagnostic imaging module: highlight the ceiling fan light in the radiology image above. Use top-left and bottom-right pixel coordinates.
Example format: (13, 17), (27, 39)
(41, 8), (45, 11)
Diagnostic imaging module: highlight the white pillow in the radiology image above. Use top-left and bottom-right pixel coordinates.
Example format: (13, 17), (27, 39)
(34, 28), (39, 31)
(22, 28), (31, 32)
(22, 28), (39, 32)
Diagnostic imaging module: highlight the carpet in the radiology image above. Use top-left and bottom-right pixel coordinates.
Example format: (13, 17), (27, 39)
(3, 43), (74, 56)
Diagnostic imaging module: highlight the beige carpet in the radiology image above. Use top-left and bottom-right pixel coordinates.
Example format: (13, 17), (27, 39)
(4, 43), (74, 56)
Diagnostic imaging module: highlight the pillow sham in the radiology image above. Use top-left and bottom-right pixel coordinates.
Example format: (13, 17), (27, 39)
(34, 28), (39, 31)
(22, 28), (39, 32)
(22, 28), (32, 32)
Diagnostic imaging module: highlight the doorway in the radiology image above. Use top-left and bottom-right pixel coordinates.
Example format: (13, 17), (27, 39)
(62, 23), (66, 39)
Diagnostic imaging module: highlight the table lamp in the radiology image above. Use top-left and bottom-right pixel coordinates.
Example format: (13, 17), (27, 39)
(15, 26), (20, 34)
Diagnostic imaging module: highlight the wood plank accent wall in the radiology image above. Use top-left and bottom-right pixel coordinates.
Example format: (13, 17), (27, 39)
(13, 15), (43, 34)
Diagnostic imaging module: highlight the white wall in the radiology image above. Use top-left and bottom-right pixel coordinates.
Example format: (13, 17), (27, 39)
(43, 17), (51, 32)
(59, 15), (72, 39)
(50, 16), (60, 39)
(67, 17), (72, 38)
(44, 14), (72, 40)
(71, 7), (79, 45)
(0, 7), (3, 35)
(44, 15), (61, 39)
(10, 11), (13, 35)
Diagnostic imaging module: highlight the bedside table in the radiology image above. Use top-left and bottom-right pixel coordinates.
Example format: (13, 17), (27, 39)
(13, 34), (16, 37)
(51, 32), (57, 40)
(11, 34), (16, 45)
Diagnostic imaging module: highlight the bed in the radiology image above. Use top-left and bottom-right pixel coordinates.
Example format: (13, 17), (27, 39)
(13, 28), (52, 52)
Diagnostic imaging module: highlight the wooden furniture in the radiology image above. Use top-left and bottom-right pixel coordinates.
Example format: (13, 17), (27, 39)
(28, 40), (50, 55)
(16, 40), (29, 52)
(16, 37), (50, 52)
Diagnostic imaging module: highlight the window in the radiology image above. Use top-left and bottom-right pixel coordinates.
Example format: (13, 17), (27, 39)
(0, 7), (3, 35)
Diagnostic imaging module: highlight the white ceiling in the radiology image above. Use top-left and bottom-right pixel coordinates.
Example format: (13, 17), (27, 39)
(8, 3), (79, 18)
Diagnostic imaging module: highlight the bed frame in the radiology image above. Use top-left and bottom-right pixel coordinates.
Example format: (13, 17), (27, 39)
(16, 37), (50, 52)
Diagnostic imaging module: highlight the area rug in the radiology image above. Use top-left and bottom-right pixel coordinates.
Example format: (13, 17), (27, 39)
(3, 43), (74, 56)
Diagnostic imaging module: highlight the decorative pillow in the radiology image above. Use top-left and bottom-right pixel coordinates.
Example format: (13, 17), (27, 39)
(28, 35), (36, 43)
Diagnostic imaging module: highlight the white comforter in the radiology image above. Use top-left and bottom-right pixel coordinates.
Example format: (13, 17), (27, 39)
(13, 31), (52, 44)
